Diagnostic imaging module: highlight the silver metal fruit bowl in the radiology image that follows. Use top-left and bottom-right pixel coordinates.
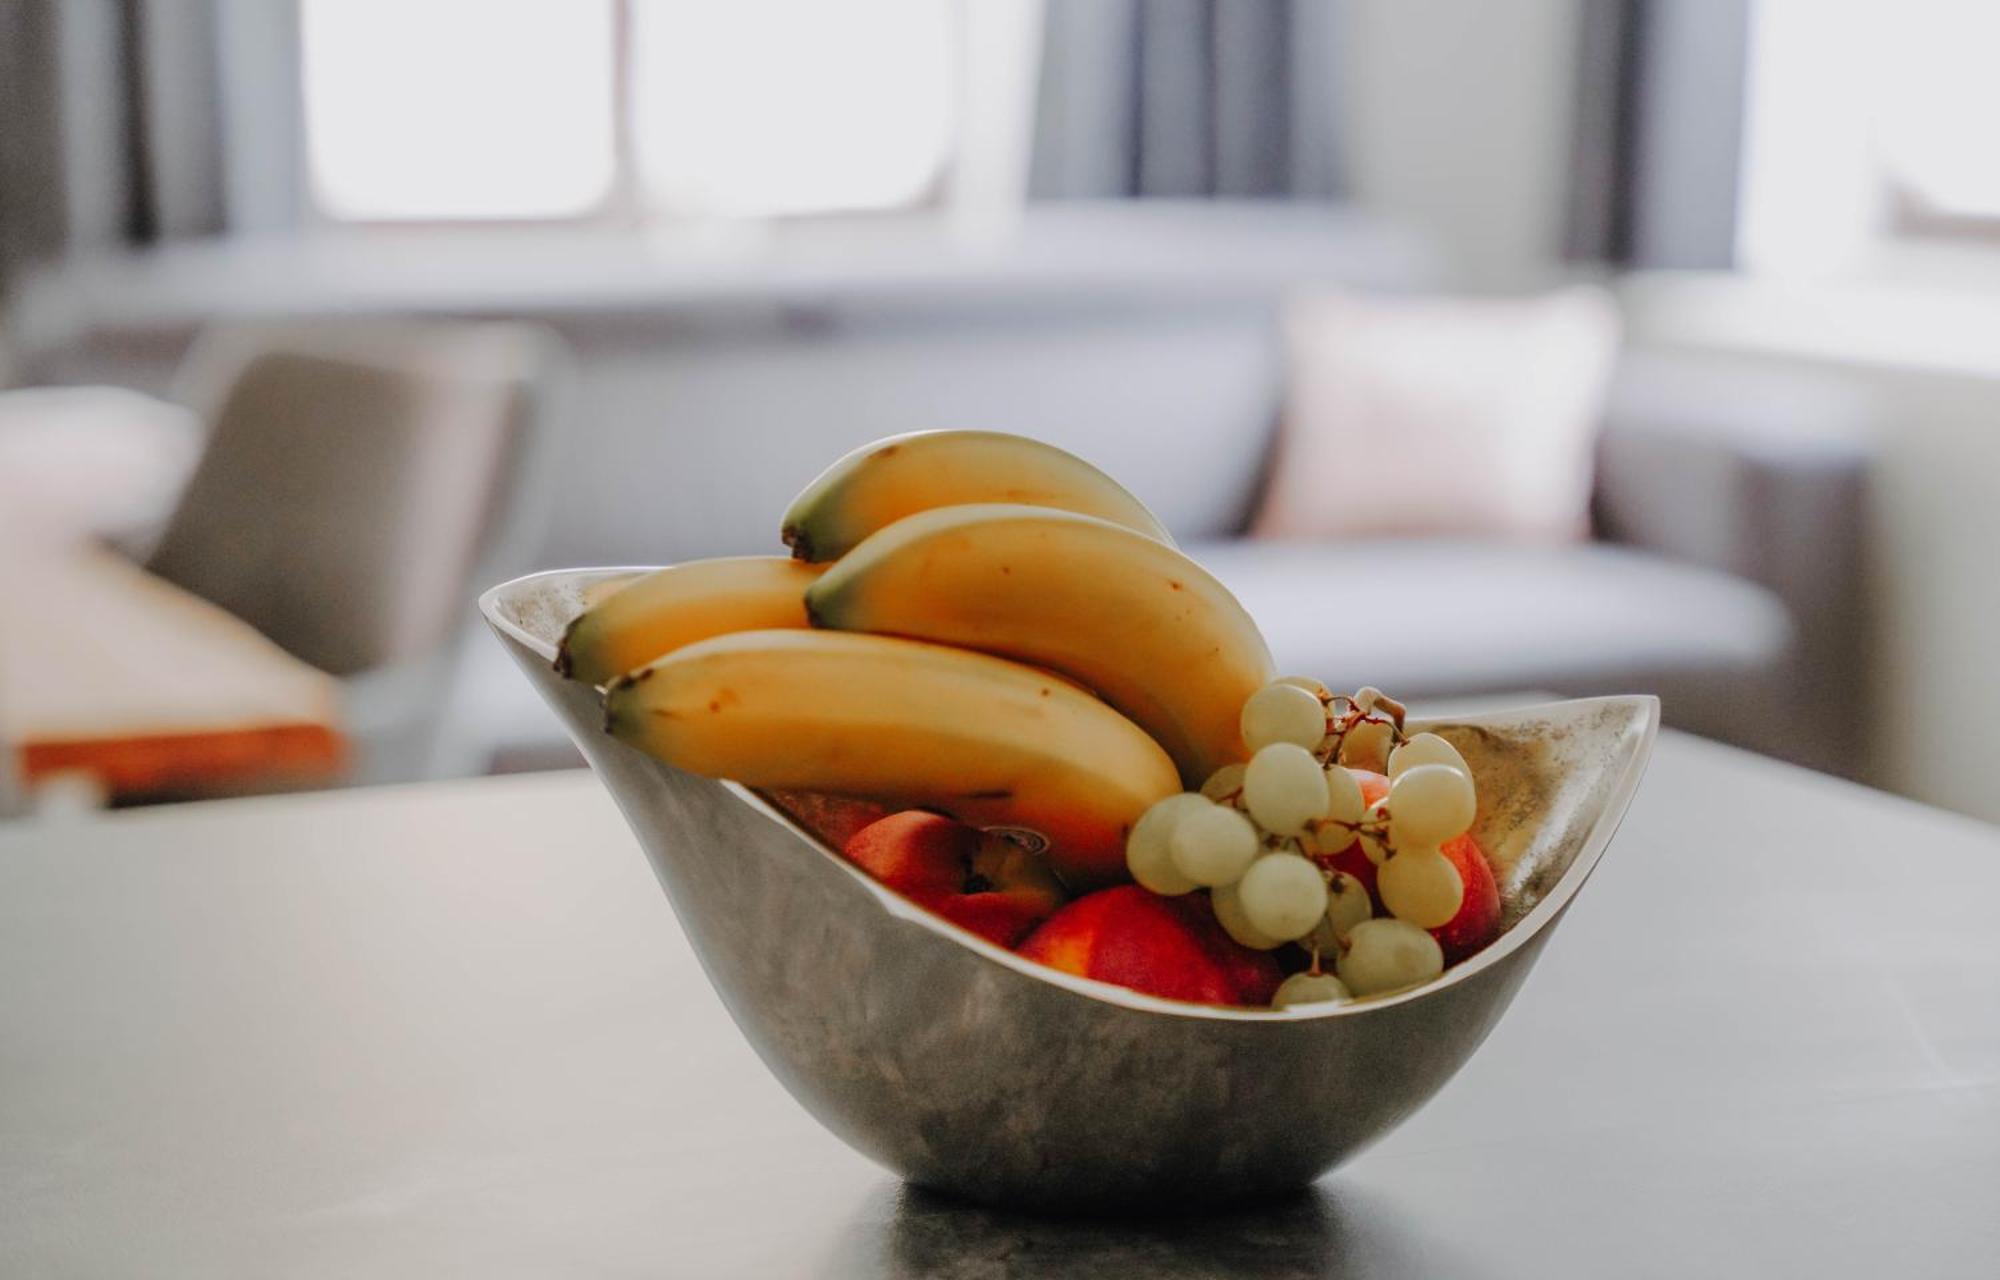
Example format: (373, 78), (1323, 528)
(481, 568), (1659, 1211)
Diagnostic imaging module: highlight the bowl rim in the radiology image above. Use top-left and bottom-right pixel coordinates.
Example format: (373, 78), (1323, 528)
(481, 567), (1661, 1024)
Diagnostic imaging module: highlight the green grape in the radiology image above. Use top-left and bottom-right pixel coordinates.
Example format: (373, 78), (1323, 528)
(1324, 764), (1366, 825)
(1386, 763), (1477, 848)
(1309, 870), (1374, 952)
(1211, 880), (1284, 950)
(1236, 852), (1329, 941)
(1377, 844), (1464, 928)
(1338, 718), (1394, 772)
(1276, 674), (1334, 703)
(1241, 683), (1329, 752)
(1387, 730), (1469, 780)
(1200, 762), (1247, 806)
(1125, 792), (1210, 895)
(1306, 818), (1356, 858)
(1243, 743), (1331, 835)
(1169, 805), (1260, 887)
(1358, 800), (1391, 865)
(1272, 971), (1351, 1009)
(1336, 918), (1445, 996)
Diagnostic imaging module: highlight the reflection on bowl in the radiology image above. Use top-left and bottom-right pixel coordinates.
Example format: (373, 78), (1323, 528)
(481, 568), (1658, 1211)
(819, 1180), (1480, 1278)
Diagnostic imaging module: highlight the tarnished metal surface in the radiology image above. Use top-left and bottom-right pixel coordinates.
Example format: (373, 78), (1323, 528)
(481, 569), (1658, 1210)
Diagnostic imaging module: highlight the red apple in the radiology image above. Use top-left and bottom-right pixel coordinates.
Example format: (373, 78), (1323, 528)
(843, 810), (973, 895)
(1433, 832), (1502, 964)
(1018, 885), (1283, 1006)
(841, 810), (1065, 947)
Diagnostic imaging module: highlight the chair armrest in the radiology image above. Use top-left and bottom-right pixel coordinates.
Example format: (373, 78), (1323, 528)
(1593, 348), (1876, 768)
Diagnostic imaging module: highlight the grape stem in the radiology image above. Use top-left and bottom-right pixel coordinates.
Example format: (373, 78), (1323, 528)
(1316, 695), (1407, 770)
(1306, 935), (1351, 976)
(1351, 686), (1408, 728)
(1307, 811), (1395, 870)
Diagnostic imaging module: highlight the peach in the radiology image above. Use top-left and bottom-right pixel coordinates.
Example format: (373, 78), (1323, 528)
(1018, 885), (1283, 1006)
(841, 811), (1064, 948)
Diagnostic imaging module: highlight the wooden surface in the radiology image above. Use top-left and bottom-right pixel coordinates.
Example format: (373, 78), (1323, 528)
(0, 530), (344, 796)
(2, 735), (1997, 1277)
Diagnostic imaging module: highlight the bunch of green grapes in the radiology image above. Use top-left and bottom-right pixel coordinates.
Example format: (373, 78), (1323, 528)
(1125, 678), (1482, 1008)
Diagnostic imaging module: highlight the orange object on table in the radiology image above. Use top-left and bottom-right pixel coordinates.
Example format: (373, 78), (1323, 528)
(1, 529), (346, 800)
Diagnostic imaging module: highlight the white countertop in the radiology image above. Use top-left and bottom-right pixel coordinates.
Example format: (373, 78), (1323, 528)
(3, 735), (1996, 1277)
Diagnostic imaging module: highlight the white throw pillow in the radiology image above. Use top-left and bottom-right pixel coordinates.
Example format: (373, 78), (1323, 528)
(1254, 287), (1621, 542)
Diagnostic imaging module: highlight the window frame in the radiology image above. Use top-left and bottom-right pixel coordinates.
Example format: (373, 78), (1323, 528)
(285, 0), (1028, 234)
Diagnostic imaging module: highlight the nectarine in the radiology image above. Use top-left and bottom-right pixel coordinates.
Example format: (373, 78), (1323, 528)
(1432, 832), (1501, 964)
(1019, 885), (1283, 1006)
(841, 811), (1064, 948)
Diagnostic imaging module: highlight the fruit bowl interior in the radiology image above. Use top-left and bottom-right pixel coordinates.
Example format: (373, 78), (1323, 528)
(481, 567), (1659, 1209)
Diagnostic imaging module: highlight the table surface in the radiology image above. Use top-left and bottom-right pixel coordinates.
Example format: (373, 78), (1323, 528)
(3, 733), (1997, 1278)
(0, 522), (344, 797)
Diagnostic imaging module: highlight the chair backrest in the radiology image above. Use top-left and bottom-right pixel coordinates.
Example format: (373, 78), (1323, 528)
(147, 320), (566, 677)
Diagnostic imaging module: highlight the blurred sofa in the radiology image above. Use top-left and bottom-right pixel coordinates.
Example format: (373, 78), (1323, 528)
(1206, 348), (1872, 775)
(6, 205), (1872, 778)
(457, 337), (1870, 780)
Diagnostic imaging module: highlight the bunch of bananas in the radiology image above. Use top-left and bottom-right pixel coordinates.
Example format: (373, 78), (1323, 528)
(557, 431), (1275, 887)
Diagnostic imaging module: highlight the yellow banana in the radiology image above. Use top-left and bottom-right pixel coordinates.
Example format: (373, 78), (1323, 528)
(556, 556), (825, 687)
(780, 430), (1173, 563)
(805, 504), (1273, 785)
(604, 629), (1179, 887)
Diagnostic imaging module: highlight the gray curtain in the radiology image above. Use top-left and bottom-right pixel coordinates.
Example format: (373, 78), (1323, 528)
(0, 0), (253, 293)
(127, 0), (229, 242)
(1029, 0), (1345, 200)
(1565, 0), (1752, 269)
(0, 0), (71, 277)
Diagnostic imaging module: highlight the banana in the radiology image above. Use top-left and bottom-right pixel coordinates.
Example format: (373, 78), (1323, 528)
(556, 556), (826, 687)
(780, 430), (1173, 563)
(604, 629), (1179, 887)
(805, 504), (1273, 785)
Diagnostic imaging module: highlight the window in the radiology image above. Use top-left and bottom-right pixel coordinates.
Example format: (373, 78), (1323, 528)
(629, 1), (955, 218)
(1738, 0), (2000, 274)
(302, 0), (618, 221)
(300, 0), (964, 224)
(1873, 1), (2000, 225)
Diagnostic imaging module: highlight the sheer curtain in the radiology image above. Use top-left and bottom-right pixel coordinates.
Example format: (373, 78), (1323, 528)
(0, 0), (292, 291)
(1563, 0), (1752, 269)
(1028, 0), (1346, 200)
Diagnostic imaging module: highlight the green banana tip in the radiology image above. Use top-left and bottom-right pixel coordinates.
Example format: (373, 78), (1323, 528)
(600, 666), (656, 735)
(801, 582), (834, 629)
(780, 524), (815, 562)
(553, 614), (587, 679)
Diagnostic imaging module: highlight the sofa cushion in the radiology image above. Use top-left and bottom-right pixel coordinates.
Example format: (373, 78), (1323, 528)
(1191, 538), (1800, 753)
(1256, 287), (1619, 543)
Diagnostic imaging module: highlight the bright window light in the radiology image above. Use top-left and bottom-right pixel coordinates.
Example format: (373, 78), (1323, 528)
(301, 0), (616, 221)
(1740, 0), (2000, 272)
(1736, 0), (1880, 273)
(628, 0), (957, 218)
(1875, 0), (2000, 218)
